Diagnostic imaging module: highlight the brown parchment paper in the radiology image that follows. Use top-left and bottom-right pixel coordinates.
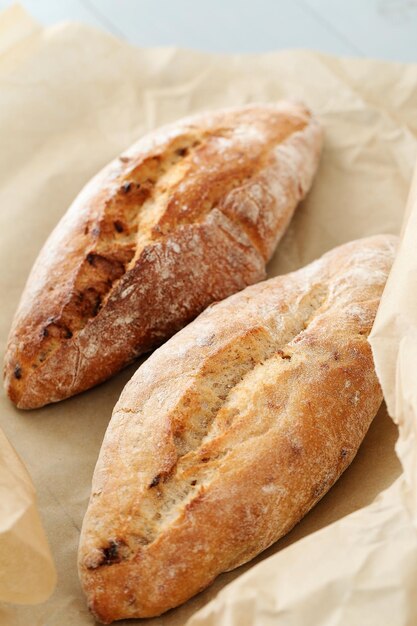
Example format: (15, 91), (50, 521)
(371, 166), (417, 519)
(0, 425), (56, 609)
(0, 4), (416, 625)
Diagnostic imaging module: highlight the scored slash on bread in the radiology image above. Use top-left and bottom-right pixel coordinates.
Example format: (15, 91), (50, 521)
(78, 234), (396, 623)
(4, 102), (322, 409)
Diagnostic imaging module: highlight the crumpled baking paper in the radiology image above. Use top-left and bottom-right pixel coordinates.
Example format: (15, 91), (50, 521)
(0, 425), (56, 609)
(0, 4), (416, 625)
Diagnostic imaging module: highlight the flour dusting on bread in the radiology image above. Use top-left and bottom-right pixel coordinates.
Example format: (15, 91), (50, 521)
(78, 234), (396, 622)
(4, 102), (323, 408)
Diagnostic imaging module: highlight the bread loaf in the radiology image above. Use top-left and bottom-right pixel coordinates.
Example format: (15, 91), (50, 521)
(4, 102), (322, 409)
(78, 234), (396, 623)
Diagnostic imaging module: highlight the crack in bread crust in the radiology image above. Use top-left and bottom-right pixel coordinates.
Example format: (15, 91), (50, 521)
(28, 139), (198, 371)
(113, 284), (329, 546)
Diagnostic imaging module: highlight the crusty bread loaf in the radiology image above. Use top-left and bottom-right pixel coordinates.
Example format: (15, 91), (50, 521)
(78, 234), (396, 623)
(3, 102), (322, 409)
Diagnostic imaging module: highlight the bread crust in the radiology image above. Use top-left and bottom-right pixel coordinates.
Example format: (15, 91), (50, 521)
(3, 102), (322, 409)
(78, 234), (396, 622)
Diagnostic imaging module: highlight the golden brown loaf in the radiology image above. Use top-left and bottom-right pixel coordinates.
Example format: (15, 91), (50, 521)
(4, 102), (322, 409)
(78, 234), (396, 623)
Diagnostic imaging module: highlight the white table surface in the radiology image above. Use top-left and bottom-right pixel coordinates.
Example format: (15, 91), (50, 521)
(1, 0), (416, 62)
